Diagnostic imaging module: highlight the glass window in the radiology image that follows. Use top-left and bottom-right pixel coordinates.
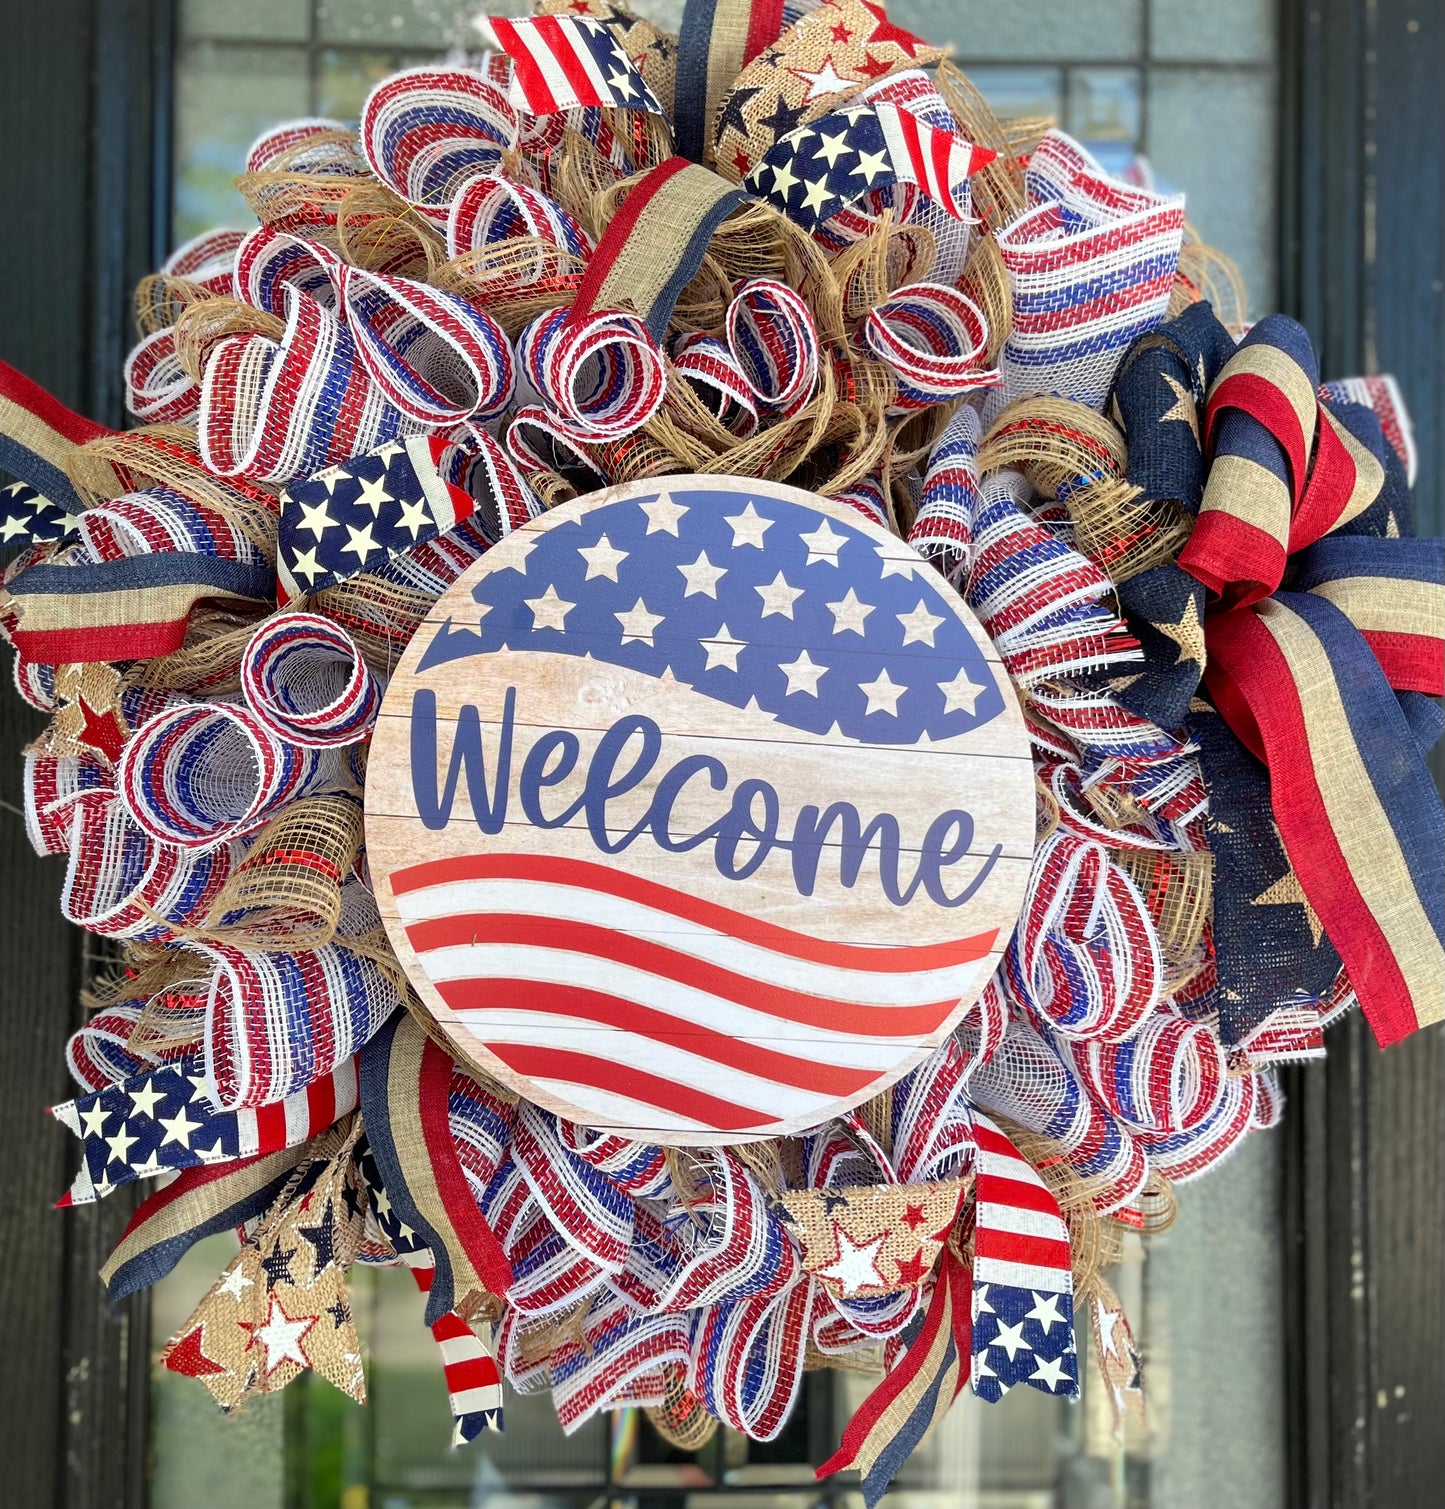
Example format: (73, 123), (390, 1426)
(159, 4), (1286, 1505)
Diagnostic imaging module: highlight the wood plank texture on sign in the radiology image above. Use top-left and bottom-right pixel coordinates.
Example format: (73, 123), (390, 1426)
(367, 478), (1036, 1143)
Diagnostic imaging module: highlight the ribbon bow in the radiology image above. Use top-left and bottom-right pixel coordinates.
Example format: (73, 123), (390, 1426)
(1177, 315), (1444, 1046)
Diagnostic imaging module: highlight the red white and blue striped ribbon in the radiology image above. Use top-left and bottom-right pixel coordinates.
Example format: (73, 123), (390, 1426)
(995, 130), (1184, 409)
(863, 283), (998, 410)
(241, 613), (380, 748)
(117, 701), (334, 849)
(360, 67), (516, 222)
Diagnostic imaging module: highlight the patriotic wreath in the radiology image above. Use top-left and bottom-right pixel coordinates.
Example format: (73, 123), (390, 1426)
(1, 0), (1441, 1494)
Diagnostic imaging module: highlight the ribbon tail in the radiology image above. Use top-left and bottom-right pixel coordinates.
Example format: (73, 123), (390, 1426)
(1205, 592), (1445, 1046)
(0, 357), (113, 514)
(817, 1246), (970, 1506)
(970, 1112), (1079, 1402)
(358, 1012), (513, 1323)
(100, 1143), (318, 1303)
(405, 1254), (504, 1441)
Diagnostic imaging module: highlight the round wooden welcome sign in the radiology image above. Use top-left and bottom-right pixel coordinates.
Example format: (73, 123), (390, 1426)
(367, 477), (1034, 1144)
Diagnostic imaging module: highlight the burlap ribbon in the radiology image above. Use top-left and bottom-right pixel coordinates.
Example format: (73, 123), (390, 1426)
(1179, 316), (1444, 1046)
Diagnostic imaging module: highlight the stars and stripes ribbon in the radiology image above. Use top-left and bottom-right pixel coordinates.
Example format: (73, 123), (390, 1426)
(535, 0), (681, 117)
(358, 1012), (513, 1323)
(712, 0), (942, 183)
(52, 1054), (358, 1205)
(0, 481), (77, 544)
(969, 1112), (1078, 1402)
(743, 101), (993, 232)
(1176, 314), (1445, 1046)
(674, 0), (785, 166)
(490, 15), (667, 118)
(276, 430), (537, 603)
(405, 1255), (505, 1441)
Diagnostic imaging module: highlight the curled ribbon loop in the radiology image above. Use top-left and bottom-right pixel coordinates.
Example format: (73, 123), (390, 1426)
(205, 888), (405, 1110)
(446, 172), (594, 263)
(61, 798), (234, 941)
(969, 1008), (1150, 1215)
(725, 278), (819, 415)
(342, 267), (516, 424)
(118, 702), (333, 850)
(863, 283), (999, 409)
(517, 306), (668, 439)
(994, 130), (1185, 409)
(908, 404), (982, 578)
(963, 470), (1139, 685)
(78, 486), (266, 569)
(241, 613), (380, 748)
(671, 333), (760, 438)
(361, 67), (517, 221)
(1068, 1013), (1227, 1133)
(1005, 832), (1163, 1042)
(124, 329), (200, 426)
(162, 227), (246, 296)
(1136, 1071), (1258, 1184)
(199, 288), (417, 481)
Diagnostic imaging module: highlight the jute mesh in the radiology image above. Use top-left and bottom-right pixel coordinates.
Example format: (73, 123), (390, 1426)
(191, 794), (365, 951)
(65, 426), (281, 563)
(1115, 849), (1213, 971)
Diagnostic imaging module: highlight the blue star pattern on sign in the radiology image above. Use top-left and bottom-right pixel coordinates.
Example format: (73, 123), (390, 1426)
(970, 1281), (1079, 1400)
(417, 485), (1006, 747)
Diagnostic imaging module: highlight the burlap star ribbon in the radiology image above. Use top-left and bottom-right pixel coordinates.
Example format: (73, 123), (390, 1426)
(160, 1118), (370, 1409)
(711, 0), (941, 182)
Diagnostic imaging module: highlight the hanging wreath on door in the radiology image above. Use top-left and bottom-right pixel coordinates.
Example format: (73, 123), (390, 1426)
(0, 1), (1438, 1496)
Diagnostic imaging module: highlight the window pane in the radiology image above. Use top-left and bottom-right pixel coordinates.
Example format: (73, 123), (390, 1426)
(173, 41), (310, 242)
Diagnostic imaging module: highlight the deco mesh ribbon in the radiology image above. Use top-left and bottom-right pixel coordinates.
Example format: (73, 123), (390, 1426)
(0, 0), (1439, 1494)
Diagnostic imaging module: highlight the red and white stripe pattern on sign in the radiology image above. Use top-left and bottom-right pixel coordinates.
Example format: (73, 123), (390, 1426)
(489, 15), (665, 117)
(389, 853), (999, 1138)
(404, 1255), (504, 1440)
